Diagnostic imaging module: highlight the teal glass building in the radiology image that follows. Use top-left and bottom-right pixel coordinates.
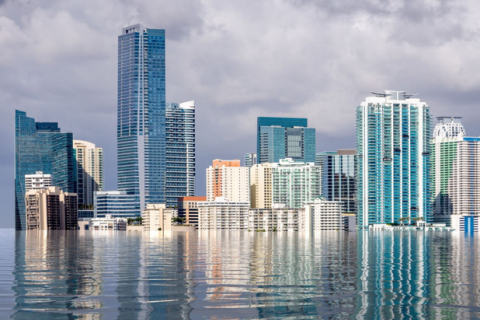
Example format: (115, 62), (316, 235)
(165, 101), (195, 207)
(117, 24), (166, 214)
(356, 91), (431, 227)
(15, 110), (76, 230)
(257, 117), (315, 163)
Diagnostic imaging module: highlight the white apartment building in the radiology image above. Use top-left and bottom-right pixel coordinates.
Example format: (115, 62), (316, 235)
(142, 203), (172, 232)
(198, 197), (249, 230)
(89, 215), (127, 231)
(250, 163), (274, 208)
(73, 140), (104, 207)
(272, 158), (321, 208)
(25, 171), (52, 191)
(206, 160), (250, 202)
(248, 204), (302, 231)
(302, 198), (344, 232)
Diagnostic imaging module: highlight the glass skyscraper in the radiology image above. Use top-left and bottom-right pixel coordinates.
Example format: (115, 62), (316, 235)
(257, 117), (315, 163)
(356, 91), (431, 227)
(165, 101), (195, 207)
(117, 24), (166, 214)
(15, 110), (75, 230)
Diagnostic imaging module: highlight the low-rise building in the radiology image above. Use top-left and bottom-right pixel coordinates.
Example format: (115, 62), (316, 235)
(248, 204), (302, 231)
(302, 198), (344, 232)
(94, 191), (139, 217)
(25, 186), (78, 230)
(198, 197), (249, 230)
(178, 196), (206, 228)
(142, 204), (173, 232)
(89, 215), (127, 231)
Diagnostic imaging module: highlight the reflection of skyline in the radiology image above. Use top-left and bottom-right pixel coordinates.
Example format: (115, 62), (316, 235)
(8, 231), (480, 319)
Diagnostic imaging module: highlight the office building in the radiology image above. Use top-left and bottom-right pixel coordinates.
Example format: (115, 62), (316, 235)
(248, 205), (302, 231)
(178, 196), (206, 228)
(73, 140), (104, 208)
(272, 158), (321, 208)
(94, 191), (138, 218)
(302, 198), (344, 232)
(198, 197), (249, 229)
(165, 101), (196, 207)
(89, 215), (127, 231)
(431, 117), (480, 229)
(257, 117), (315, 164)
(25, 171), (52, 191)
(206, 159), (250, 202)
(117, 24), (166, 215)
(142, 204), (173, 232)
(250, 163), (274, 208)
(25, 186), (78, 230)
(321, 149), (357, 213)
(356, 90), (431, 227)
(244, 153), (257, 167)
(15, 110), (76, 230)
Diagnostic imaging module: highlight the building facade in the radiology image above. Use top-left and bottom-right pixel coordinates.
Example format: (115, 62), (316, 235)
(206, 160), (250, 202)
(257, 117), (315, 164)
(302, 198), (344, 232)
(244, 153), (257, 167)
(89, 215), (127, 231)
(94, 191), (139, 218)
(356, 90), (431, 227)
(25, 171), (52, 191)
(321, 149), (357, 213)
(198, 198), (249, 230)
(73, 140), (104, 208)
(272, 158), (321, 208)
(117, 24), (166, 215)
(431, 117), (480, 228)
(250, 163), (274, 208)
(178, 196), (206, 228)
(25, 186), (78, 230)
(15, 110), (76, 230)
(142, 204), (173, 232)
(248, 205), (302, 231)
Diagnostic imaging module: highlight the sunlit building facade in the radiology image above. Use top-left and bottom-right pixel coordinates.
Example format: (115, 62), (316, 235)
(206, 159), (250, 202)
(73, 140), (104, 208)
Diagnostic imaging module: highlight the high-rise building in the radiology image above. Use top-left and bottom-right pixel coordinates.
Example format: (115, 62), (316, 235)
(356, 90), (431, 227)
(165, 101), (195, 207)
(198, 197), (249, 229)
(272, 158), (321, 208)
(257, 117), (315, 164)
(321, 149), (357, 213)
(178, 196), (206, 228)
(250, 163), (274, 208)
(431, 117), (480, 229)
(25, 186), (78, 230)
(206, 160), (250, 202)
(73, 140), (104, 208)
(244, 153), (257, 167)
(15, 110), (76, 230)
(117, 24), (166, 215)
(25, 171), (52, 191)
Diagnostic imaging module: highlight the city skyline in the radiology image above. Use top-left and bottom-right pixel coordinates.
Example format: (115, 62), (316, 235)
(3, 0), (480, 227)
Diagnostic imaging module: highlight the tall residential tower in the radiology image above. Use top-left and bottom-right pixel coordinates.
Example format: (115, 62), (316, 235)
(73, 140), (104, 208)
(117, 24), (166, 214)
(356, 91), (431, 227)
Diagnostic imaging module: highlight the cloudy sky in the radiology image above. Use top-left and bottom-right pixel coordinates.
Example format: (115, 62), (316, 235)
(2, 0), (480, 227)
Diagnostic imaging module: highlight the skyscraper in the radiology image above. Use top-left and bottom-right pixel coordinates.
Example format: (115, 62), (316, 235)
(356, 91), (431, 227)
(244, 153), (257, 167)
(165, 101), (195, 207)
(431, 116), (480, 229)
(117, 24), (166, 214)
(257, 117), (315, 164)
(15, 110), (75, 230)
(321, 149), (357, 213)
(73, 140), (104, 208)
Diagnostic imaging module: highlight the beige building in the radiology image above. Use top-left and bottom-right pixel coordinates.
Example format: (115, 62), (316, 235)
(25, 171), (52, 191)
(142, 204), (173, 232)
(198, 197), (249, 229)
(206, 159), (250, 202)
(25, 186), (78, 230)
(73, 140), (104, 207)
(250, 163), (273, 208)
(302, 198), (344, 232)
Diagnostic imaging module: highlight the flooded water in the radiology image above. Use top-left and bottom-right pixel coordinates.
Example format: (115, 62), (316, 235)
(0, 229), (479, 319)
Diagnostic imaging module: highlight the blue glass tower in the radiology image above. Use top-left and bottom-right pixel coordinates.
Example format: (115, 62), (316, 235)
(15, 110), (75, 230)
(257, 117), (315, 163)
(117, 24), (166, 214)
(165, 101), (195, 207)
(356, 91), (431, 227)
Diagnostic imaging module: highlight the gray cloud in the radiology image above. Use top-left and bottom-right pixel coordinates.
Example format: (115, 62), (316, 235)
(1, 0), (480, 227)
